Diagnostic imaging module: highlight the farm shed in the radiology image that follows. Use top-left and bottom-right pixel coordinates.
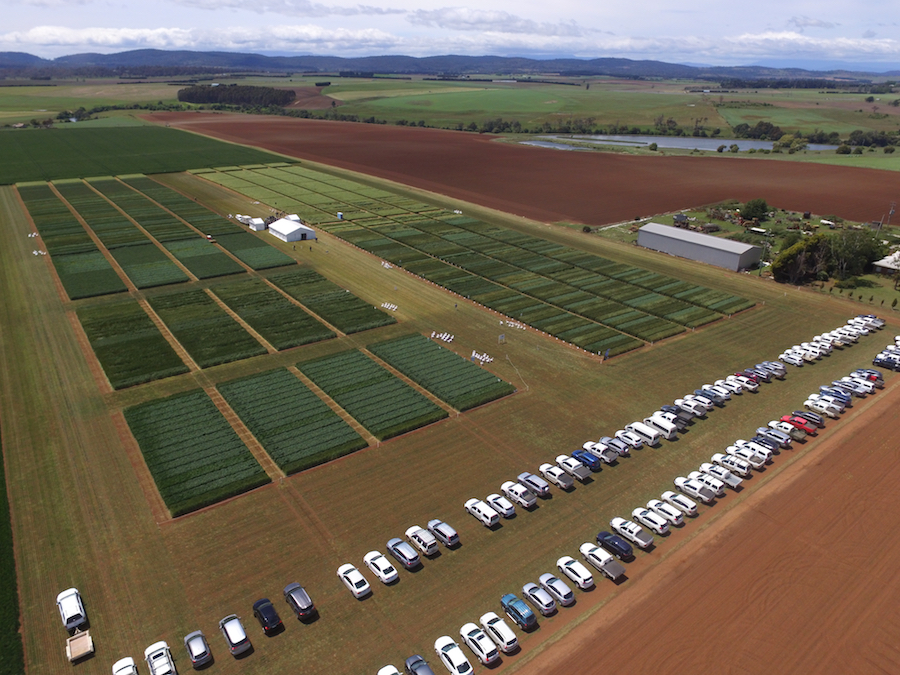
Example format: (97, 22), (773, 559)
(873, 251), (900, 275)
(637, 222), (761, 272)
(268, 218), (317, 243)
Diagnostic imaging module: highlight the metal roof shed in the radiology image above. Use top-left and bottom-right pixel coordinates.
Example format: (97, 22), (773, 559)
(268, 219), (317, 243)
(637, 222), (762, 271)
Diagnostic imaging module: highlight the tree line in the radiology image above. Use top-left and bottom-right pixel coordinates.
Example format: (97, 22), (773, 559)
(177, 85), (296, 107)
(770, 229), (887, 285)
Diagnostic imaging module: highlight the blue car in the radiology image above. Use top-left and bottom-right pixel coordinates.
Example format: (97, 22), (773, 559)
(500, 594), (537, 630)
(819, 386), (852, 405)
(571, 449), (602, 471)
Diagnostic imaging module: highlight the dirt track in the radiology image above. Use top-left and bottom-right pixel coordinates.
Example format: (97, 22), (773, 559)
(145, 112), (898, 225)
(514, 375), (900, 675)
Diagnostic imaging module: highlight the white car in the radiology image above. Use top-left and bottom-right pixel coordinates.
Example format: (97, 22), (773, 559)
(808, 393), (845, 412)
(555, 454), (591, 481)
(578, 543), (626, 581)
(406, 525), (439, 556)
(377, 667), (402, 675)
(727, 374), (759, 392)
(699, 463), (742, 489)
(556, 556), (594, 589)
(702, 384), (731, 400)
(711, 452), (751, 477)
(779, 352), (804, 367)
(715, 378), (743, 394)
(539, 463), (574, 490)
(646, 499), (684, 526)
(485, 493), (516, 518)
(57, 588), (87, 632)
(735, 439), (774, 462)
(144, 642), (176, 675)
(674, 476), (715, 504)
(538, 572), (576, 605)
(688, 470), (726, 497)
(661, 490), (698, 516)
(684, 393), (715, 410)
(464, 498), (500, 527)
(804, 398), (840, 418)
(363, 551), (399, 585)
(726, 444), (766, 470)
(434, 636), (473, 675)
(459, 623), (499, 665)
(615, 429), (644, 450)
(500, 481), (536, 509)
(631, 507), (669, 535)
(610, 517), (655, 548)
(337, 563), (371, 599)
(675, 397), (708, 416)
(479, 612), (518, 654)
(112, 657), (138, 675)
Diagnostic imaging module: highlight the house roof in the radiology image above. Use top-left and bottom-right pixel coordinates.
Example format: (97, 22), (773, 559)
(269, 218), (314, 235)
(639, 222), (760, 255)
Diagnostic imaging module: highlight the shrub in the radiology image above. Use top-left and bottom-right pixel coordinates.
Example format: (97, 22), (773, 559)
(885, 146), (896, 154)
(836, 144), (852, 154)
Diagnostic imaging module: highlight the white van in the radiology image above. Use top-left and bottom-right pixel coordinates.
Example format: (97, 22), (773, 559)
(625, 421), (661, 446)
(644, 414), (678, 441)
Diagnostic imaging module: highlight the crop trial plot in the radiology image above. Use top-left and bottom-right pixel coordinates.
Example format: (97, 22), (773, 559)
(298, 350), (448, 440)
(209, 277), (335, 350)
(147, 289), (267, 368)
(124, 390), (270, 516)
(218, 368), (368, 475)
(266, 268), (396, 334)
(16, 183), (127, 299)
(214, 232), (297, 270)
(368, 334), (515, 411)
(77, 300), (189, 389)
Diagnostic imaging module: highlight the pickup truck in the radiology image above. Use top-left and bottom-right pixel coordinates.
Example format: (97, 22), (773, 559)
(539, 463), (575, 490)
(579, 542), (626, 581)
(583, 441), (619, 464)
(610, 517), (654, 549)
(555, 455), (592, 481)
(144, 642), (176, 675)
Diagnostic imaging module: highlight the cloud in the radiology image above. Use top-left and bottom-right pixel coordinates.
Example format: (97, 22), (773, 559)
(862, 29), (877, 38)
(408, 7), (591, 37)
(786, 16), (837, 32)
(169, 0), (404, 17)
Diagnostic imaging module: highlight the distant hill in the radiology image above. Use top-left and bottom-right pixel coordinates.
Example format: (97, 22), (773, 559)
(1, 49), (897, 80)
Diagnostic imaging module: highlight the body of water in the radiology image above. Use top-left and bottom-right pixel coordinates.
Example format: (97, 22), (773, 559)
(525, 134), (838, 153)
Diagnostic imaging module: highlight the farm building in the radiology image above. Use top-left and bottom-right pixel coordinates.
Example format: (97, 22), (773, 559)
(637, 222), (762, 272)
(268, 218), (317, 243)
(873, 251), (900, 275)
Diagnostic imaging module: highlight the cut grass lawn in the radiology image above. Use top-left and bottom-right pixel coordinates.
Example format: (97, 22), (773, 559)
(218, 368), (368, 475)
(77, 300), (189, 389)
(124, 389), (270, 516)
(147, 288), (267, 368)
(368, 334), (516, 410)
(209, 277), (335, 350)
(298, 349), (448, 440)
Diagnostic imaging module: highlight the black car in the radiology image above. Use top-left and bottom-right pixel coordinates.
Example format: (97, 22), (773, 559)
(252, 598), (283, 635)
(750, 435), (779, 452)
(405, 654), (436, 675)
(596, 530), (634, 561)
(283, 583), (316, 620)
(792, 410), (825, 428)
(694, 389), (725, 407)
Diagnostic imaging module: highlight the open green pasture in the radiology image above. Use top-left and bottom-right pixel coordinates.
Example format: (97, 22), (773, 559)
(124, 389), (270, 516)
(217, 368), (368, 475)
(298, 349), (449, 440)
(76, 300), (189, 389)
(0, 126), (285, 184)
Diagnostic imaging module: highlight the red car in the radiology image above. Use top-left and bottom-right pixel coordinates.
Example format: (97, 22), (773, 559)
(780, 415), (817, 435)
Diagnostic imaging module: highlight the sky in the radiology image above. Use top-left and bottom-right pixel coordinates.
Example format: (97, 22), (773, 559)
(3, 0), (900, 70)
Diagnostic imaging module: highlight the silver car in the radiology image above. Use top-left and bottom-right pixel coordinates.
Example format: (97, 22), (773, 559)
(183, 630), (212, 668)
(538, 573), (575, 606)
(522, 582), (556, 616)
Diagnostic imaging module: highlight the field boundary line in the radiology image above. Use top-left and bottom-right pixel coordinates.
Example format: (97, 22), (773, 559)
(83, 179), (199, 282)
(10, 184), (72, 304)
(202, 384), (285, 480)
(136, 298), (201, 372)
(64, 309), (112, 394)
(202, 287), (278, 355)
(359, 347), (459, 416)
(258, 275), (348, 337)
(48, 181), (138, 293)
(109, 410), (172, 523)
(286, 365), (379, 446)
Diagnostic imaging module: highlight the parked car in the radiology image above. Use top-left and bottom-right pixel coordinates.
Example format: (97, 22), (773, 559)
(792, 410), (825, 427)
(555, 454), (592, 481)
(405, 654), (437, 675)
(464, 498), (500, 527)
(660, 490), (698, 517)
(378, 666), (402, 675)
(646, 498), (684, 526)
(485, 493), (516, 518)
(779, 352), (804, 367)
(364, 550), (400, 584)
(406, 525), (439, 556)
(601, 435), (631, 456)
(750, 434), (780, 452)
(780, 415), (818, 435)
(387, 537), (421, 569)
(727, 444), (766, 470)
(727, 374), (758, 392)
(283, 583), (316, 620)
(673, 476), (715, 504)
(56, 588), (87, 632)
(611, 516), (655, 547)
(585, 440), (621, 463)
(336, 563), (372, 599)
(539, 463), (575, 490)
(699, 463), (742, 489)
(517, 472), (551, 497)
(556, 556), (595, 589)
(755, 426), (793, 448)
(113, 657), (139, 675)
(675, 397), (709, 416)
(735, 439), (773, 462)
(500, 481), (537, 509)
(144, 642), (176, 675)
(538, 572), (576, 605)
(615, 429), (644, 450)
(714, 379), (742, 395)
(218, 615), (252, 656)
(500, 593), (537, 630)
(427, 519), (460, 547)
(687, 470), (726, 497)
(631, 507), (669, 535)
(710, 453), (751, 478)
(578, 542), (626, 581)
(252, 598), (283, 635)
(433, 636), (473, 675)
(522, 582), (556, 616)
(701, 384), (731, 400)
(804, 398), (840, 419)
(571, 448), (603, 471)
(458, 623), (499, 665)
(479, 612), (518, 654)
(595, 530), (634, 561)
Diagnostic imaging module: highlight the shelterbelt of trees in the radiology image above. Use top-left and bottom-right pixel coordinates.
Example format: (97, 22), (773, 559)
(177, 84), (296, 107)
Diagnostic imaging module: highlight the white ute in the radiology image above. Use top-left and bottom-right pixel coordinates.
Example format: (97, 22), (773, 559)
(711, 453), (751, 478)
(500, 481), (536, 509)
(610, 517), (655, 548)
(699, 463), (743, 489)
(631, 508), (669, 535)
(673, 476), (715, 504)
(555, 455), (592, 481)
(579, 542), (627, 581)
(688, 470), (726, 497)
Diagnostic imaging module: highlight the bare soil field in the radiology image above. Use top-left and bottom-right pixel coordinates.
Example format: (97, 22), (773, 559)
(144, 112), (898, 224)
(285, 87), (341, 110)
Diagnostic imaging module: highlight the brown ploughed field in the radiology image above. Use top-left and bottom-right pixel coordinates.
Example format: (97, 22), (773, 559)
(145, 112), (898, 225)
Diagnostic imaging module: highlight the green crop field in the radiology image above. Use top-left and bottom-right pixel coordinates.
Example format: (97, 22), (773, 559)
(267, 267), (397, 334)
(147, 288), (267, 367)
(210, 277), (336, 349)
(76, 300), (189, 389)
(218, 368), (368, 475)
(298, 349), (449, 440)
(0, 126), (286, 184)
(368, 334), (516, 410)
(214, 231), (297, 270)
(124, 390), (271, 516)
